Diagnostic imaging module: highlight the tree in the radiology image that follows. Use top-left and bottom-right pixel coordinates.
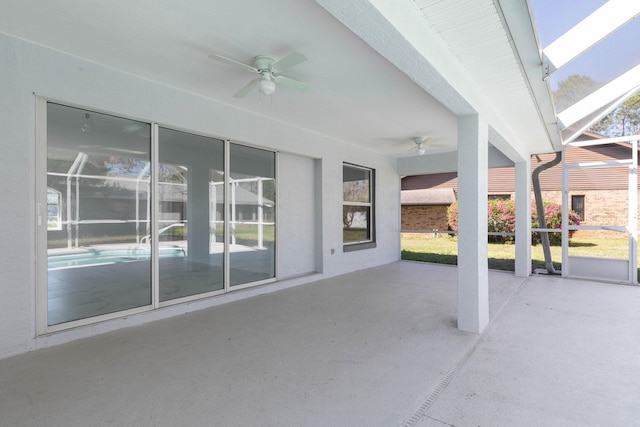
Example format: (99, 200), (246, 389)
(605, 93), (640, 137)
(553, 74), (602, 112)
(553, 75), (640, 137)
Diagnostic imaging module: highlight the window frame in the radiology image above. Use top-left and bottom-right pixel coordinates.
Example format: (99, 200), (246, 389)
(571, 194), (585, 221)
(342, 162), (376, 252)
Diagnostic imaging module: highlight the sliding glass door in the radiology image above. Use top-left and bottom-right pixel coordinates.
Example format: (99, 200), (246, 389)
(229, 144), (276, 286)
(46, 103), (152, 325)
(41, 102), (277, 329)
(158, 128), (225, 301)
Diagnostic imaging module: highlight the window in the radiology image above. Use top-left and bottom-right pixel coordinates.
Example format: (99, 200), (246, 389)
(488, 194), (511, 201)
(572, 195), (585, 221)
(343, 163), (375, 251)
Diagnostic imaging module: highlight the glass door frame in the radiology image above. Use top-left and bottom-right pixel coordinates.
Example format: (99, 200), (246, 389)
(36, 98), (156, 334)
(36, 98), (278, 335)
(225, 140), (278, 291)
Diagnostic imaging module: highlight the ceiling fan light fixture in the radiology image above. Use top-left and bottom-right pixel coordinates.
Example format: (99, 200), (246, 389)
(210, 51), (309, 98)
(258, 76), (276, 95)
(416, 146), (426, 156)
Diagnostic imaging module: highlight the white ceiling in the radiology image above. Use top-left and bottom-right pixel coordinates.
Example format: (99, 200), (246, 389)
(0, 0), (460, 157)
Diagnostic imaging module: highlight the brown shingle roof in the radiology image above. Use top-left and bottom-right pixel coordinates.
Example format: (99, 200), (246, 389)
(402, 141), (640, 193)
(401, 188), (456, 205)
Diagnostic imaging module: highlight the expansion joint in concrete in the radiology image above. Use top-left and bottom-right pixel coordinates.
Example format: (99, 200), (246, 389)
(399, 276), (529, 426)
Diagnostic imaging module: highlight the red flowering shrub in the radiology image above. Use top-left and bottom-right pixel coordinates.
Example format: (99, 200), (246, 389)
(447, 200), (580, 245)
(531, 201), (581, 245)
(487, 199), (516, 243)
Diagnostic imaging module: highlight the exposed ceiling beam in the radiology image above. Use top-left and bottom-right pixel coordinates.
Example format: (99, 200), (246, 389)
(397, 145), (514, 176)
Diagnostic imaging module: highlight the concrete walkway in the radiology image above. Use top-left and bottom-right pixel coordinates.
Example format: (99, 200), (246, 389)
(1, 262), (639, 426)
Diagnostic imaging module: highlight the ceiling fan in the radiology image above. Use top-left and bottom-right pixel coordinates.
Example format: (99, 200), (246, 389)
(208, 51), (310, 98)
(410, 136), (445, 155)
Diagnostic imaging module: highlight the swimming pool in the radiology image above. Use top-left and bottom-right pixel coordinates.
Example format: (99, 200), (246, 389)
(48, 247), (186, 270)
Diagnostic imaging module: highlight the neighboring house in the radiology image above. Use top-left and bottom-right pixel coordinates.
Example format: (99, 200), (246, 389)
(402, 132), (640, 235)
(401, 188), (456, 234)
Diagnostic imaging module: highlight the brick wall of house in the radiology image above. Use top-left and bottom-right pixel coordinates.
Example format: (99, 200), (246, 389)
(539, 189), (638, 227)
(401, 205), (449, 236)
(402, 141), (640, 240)
(401, 189), (640, 239)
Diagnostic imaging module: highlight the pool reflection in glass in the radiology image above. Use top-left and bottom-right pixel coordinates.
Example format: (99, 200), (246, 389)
(46, 103), (152, 325)
(158, 128), (225, 301)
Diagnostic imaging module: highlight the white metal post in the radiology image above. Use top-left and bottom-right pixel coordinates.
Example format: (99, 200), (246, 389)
(561, 145), (568, 278)
(629, 138), (638, 284)
(74, 154), (88, 249)
(151, 124), (159, 308)
(258, 178), (264, 249)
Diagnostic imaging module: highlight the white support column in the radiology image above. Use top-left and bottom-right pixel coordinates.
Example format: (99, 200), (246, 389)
(457, 115), (489, 333)
(514, 158), (532, 277)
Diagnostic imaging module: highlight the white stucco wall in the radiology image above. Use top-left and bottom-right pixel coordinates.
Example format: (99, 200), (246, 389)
(278, 152), (318, 278)
(0, 34), (400, 359)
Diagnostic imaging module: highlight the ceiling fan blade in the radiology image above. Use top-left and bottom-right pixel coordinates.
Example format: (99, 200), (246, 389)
(275, 75), (310, 92)
(209, 54), (258, 73)
(272, 51), (307, 73)
(233, 78), (260, 98)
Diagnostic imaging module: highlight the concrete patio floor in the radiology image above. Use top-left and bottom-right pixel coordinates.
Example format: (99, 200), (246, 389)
(1, 262), (639, 426)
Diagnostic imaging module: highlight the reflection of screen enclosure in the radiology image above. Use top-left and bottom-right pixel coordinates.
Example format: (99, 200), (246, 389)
(229, 144), (276, 286)
(45, 103), (277, 327)
(158, 128), (225, 301)
(47, 103), (152, 325)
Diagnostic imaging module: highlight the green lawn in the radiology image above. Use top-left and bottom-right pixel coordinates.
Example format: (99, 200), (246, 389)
(401, 234), (634, 272)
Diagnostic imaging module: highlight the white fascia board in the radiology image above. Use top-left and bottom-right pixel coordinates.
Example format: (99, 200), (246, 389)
(543, 0), (640, 72)
(557, 64), (640, 128)
(314, 0), (530, 162)
(496, 0), (562, 151)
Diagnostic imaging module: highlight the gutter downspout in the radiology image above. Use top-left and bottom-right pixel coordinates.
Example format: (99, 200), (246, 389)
(532, 151), (562, 274)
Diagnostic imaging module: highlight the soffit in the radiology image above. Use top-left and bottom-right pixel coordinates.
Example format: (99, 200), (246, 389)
(413, 0), (556, 154)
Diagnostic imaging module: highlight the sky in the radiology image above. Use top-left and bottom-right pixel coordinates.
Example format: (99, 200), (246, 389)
(530, 0), (640, 91)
